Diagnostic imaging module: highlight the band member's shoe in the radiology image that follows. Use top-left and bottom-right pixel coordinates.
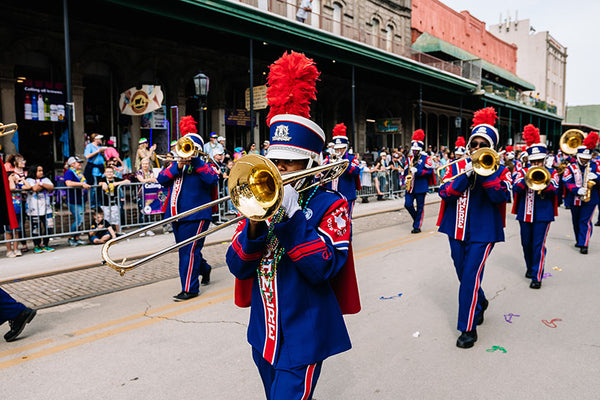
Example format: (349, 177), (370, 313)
(173, 292), (199, 302)
(574, 243), (582, 248)
(580, 246), (588, 254)
(476, 299), (489, 326)
(595, 221), (600, 226)
(530, 281), (542, 289)
(525, 271), (533, 279)
(456, 330), (477, 349)
(411, 228), (421, 234)
(201, 267), (212, 286)
(4, 308), (37, 342)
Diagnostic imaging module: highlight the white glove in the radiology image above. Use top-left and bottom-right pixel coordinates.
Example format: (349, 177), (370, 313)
(588, 172), (597, 180)
(410, 167), (418, 174)
(281, 185), (301, 217)
(464, 161), (473, 177)
(577, 187), (587, 196)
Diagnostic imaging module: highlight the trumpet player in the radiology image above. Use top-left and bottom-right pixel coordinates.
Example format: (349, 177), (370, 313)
(437, 107), (512, 349)
(563, 132), (599, 254)
(512, 132), (558, 289)
(157, 116), (219, 301)
(404, 129), (434, 234)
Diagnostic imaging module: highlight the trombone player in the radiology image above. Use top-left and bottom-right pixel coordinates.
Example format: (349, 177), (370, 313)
(437, 107), (512, 349)
(511, 125), (558, 289)
(562, 132), (599, 254)
(157, 116), (219, 301)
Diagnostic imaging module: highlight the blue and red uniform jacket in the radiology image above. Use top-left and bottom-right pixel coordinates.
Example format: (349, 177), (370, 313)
(563, 161), (599, 207)
(226, 187), (360, 368)
(323, 153), (361, 202)
(406, 153), (435, 194)
(512, 167), (559, 222)
(437, 161), (512, 243)
(157, 158), (219, 221)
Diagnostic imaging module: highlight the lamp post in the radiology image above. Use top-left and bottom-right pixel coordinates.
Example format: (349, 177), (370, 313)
(193, 72), (209, 138)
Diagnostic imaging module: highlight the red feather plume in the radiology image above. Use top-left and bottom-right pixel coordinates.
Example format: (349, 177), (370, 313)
(584, 131), (599, 150)
(179, 115), (197, 135)
(455, 136), (466, 148)
(412, 129), (425, 142)
(506, 145), (514, 152)
(266, 51), (320, 126)
(522, 124), (540, 147)
(333, 123), (347, 137)
(471, 107), (498, 127)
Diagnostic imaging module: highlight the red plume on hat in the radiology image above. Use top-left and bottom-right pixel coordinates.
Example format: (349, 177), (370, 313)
(471, 107), (498, 128)
(506, 145), (514, 152)
(333, 123), (347, 137)
(522, 124), (540, 147)
(179, 116), (197, 135)
(584, 131), (599, 149)
(412, 129), (425, 142)
(266, 51), (320, 126)
(455, 136), (466, 148)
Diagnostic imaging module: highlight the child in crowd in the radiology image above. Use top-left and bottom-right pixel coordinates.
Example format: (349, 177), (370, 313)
(26, 164), (55, 253)
(88, 209), (116, 244)
(98, 166), (130, 233)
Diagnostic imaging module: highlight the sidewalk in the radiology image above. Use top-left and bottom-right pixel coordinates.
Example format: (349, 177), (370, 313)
(0, 193), (441, 283)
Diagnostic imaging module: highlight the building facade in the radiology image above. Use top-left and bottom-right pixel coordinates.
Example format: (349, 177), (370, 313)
(489, 16), (568, 117)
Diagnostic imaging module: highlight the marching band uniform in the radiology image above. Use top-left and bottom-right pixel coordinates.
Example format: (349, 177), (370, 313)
(158, 116), (219, 301)
(323, 123), (361, 217)
(404, 129), (435, 233)
(562, 132), (599, 254)
(511, 128), (558, 289)
(437, 107), (512, 349)
(226, 52), (360, 400)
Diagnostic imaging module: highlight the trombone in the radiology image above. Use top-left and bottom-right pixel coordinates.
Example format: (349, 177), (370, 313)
(0, 122), (18, 136)
(436, 148), (503, 184)
(156, 136), (210, 162)
(102, 154), (349, 275)
(525, 165), (552, 192)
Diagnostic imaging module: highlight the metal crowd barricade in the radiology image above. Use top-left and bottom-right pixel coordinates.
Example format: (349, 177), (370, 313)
(1, 180), (233, 247)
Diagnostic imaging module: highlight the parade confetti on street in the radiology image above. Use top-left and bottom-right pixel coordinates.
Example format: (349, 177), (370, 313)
(504, 313), (520, 324)
(541, 318), (562, 328)
(379, 293), (402, 300)
(486, 346), (507, 353)
(552, 266), (562, 271)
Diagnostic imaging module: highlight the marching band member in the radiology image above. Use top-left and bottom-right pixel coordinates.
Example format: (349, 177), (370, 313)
(323, 123), (361, 217)
(157, 116), (219, 301)
(404, 129), (435, 234)
(437, 107), (512, 349)
(562, 132), (599, 254)
(226, 51), (360, 400)
(511, 125), (558, 289)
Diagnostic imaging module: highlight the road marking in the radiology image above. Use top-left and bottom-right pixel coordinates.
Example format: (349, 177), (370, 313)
(0, 228), (440, 369)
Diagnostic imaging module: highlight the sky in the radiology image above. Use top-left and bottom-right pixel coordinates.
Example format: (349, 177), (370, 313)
(441, 0), (600, 106)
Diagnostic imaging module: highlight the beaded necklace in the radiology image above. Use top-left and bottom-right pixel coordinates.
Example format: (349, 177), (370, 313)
(70, 167), (86, 183)
(257, 185), (319, 302)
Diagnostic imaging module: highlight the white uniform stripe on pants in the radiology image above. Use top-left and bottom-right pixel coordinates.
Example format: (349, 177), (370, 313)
(301, 363), (317, 400)
(184, 220), (205, 292)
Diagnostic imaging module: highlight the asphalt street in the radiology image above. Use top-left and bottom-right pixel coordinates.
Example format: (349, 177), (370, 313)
(0, 202), (599, 399)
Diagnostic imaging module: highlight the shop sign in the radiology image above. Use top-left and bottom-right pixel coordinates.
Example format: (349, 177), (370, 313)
(141, 106), (168, 129)
(119, 85), (164, 116)
(376, 119), (401, 133)
(245, 85), (268, 110)
(23, 80), (66, 122)
(225, 109), (251, 127)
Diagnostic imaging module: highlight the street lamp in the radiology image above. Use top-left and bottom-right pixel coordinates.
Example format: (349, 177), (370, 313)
(193, 72), (210, 138)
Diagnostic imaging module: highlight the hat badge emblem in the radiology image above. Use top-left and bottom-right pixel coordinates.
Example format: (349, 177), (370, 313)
(273, 125), (292, 142)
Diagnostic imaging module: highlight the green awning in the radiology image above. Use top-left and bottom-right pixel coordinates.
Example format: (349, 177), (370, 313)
(412, 32), (535, 91)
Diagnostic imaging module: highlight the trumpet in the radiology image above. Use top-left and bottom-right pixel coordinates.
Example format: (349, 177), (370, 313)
(437, 148), (502, 184)
(559, 129), (586, 155)
(525, 166), (552, 192)
(156, 136), (209, 162)
(102, 154), (349, 275)
(0, 122), (18, 136)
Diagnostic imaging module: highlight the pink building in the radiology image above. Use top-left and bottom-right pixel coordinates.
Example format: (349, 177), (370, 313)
(411, 0), (517, 73)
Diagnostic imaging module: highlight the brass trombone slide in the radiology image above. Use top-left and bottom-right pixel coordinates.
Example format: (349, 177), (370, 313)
(102, 154), (349, 275)
(436, 148), (503, 184)
(0, 123), (18, 136)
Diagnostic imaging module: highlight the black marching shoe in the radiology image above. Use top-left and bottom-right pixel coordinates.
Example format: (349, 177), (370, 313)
(530, 281), (542, 289)
(595, 221), (600, 227)
(574, 243), (582, 248)
(173, 291), (199, 302)
(580, 246), (588, 254)
(201, 267), (212, 286)
(411, 228), (421, 234)
(456, 330), (477, 349)
(525, 271), (533, 279)
(476, 299), (489, 326)
(4, 308), (37, 342)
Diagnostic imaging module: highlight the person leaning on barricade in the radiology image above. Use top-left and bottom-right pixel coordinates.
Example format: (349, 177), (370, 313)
(5, 154), (31, 257)
(64, 156), (91, 246)
(135, 157), (158, 233)
(25, 164), (55, 253)
(98, 165), (130, 234)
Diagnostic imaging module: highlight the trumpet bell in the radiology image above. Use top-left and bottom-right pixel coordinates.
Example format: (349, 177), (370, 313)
(471, 148), (499, 177)
(525, 166), (551, 191)
(560, 129), (586, 155)
(229, 155), (283, 221)
(176, 136), (197, 158)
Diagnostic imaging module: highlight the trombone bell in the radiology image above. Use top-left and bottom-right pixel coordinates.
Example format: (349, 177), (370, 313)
(560, 129), (586, 155)
(471, 147), (500, 177)
(525, 166), (551, 192)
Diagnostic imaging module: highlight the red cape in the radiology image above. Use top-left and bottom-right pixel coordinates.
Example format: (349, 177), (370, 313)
(234, 244), (361, 315)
